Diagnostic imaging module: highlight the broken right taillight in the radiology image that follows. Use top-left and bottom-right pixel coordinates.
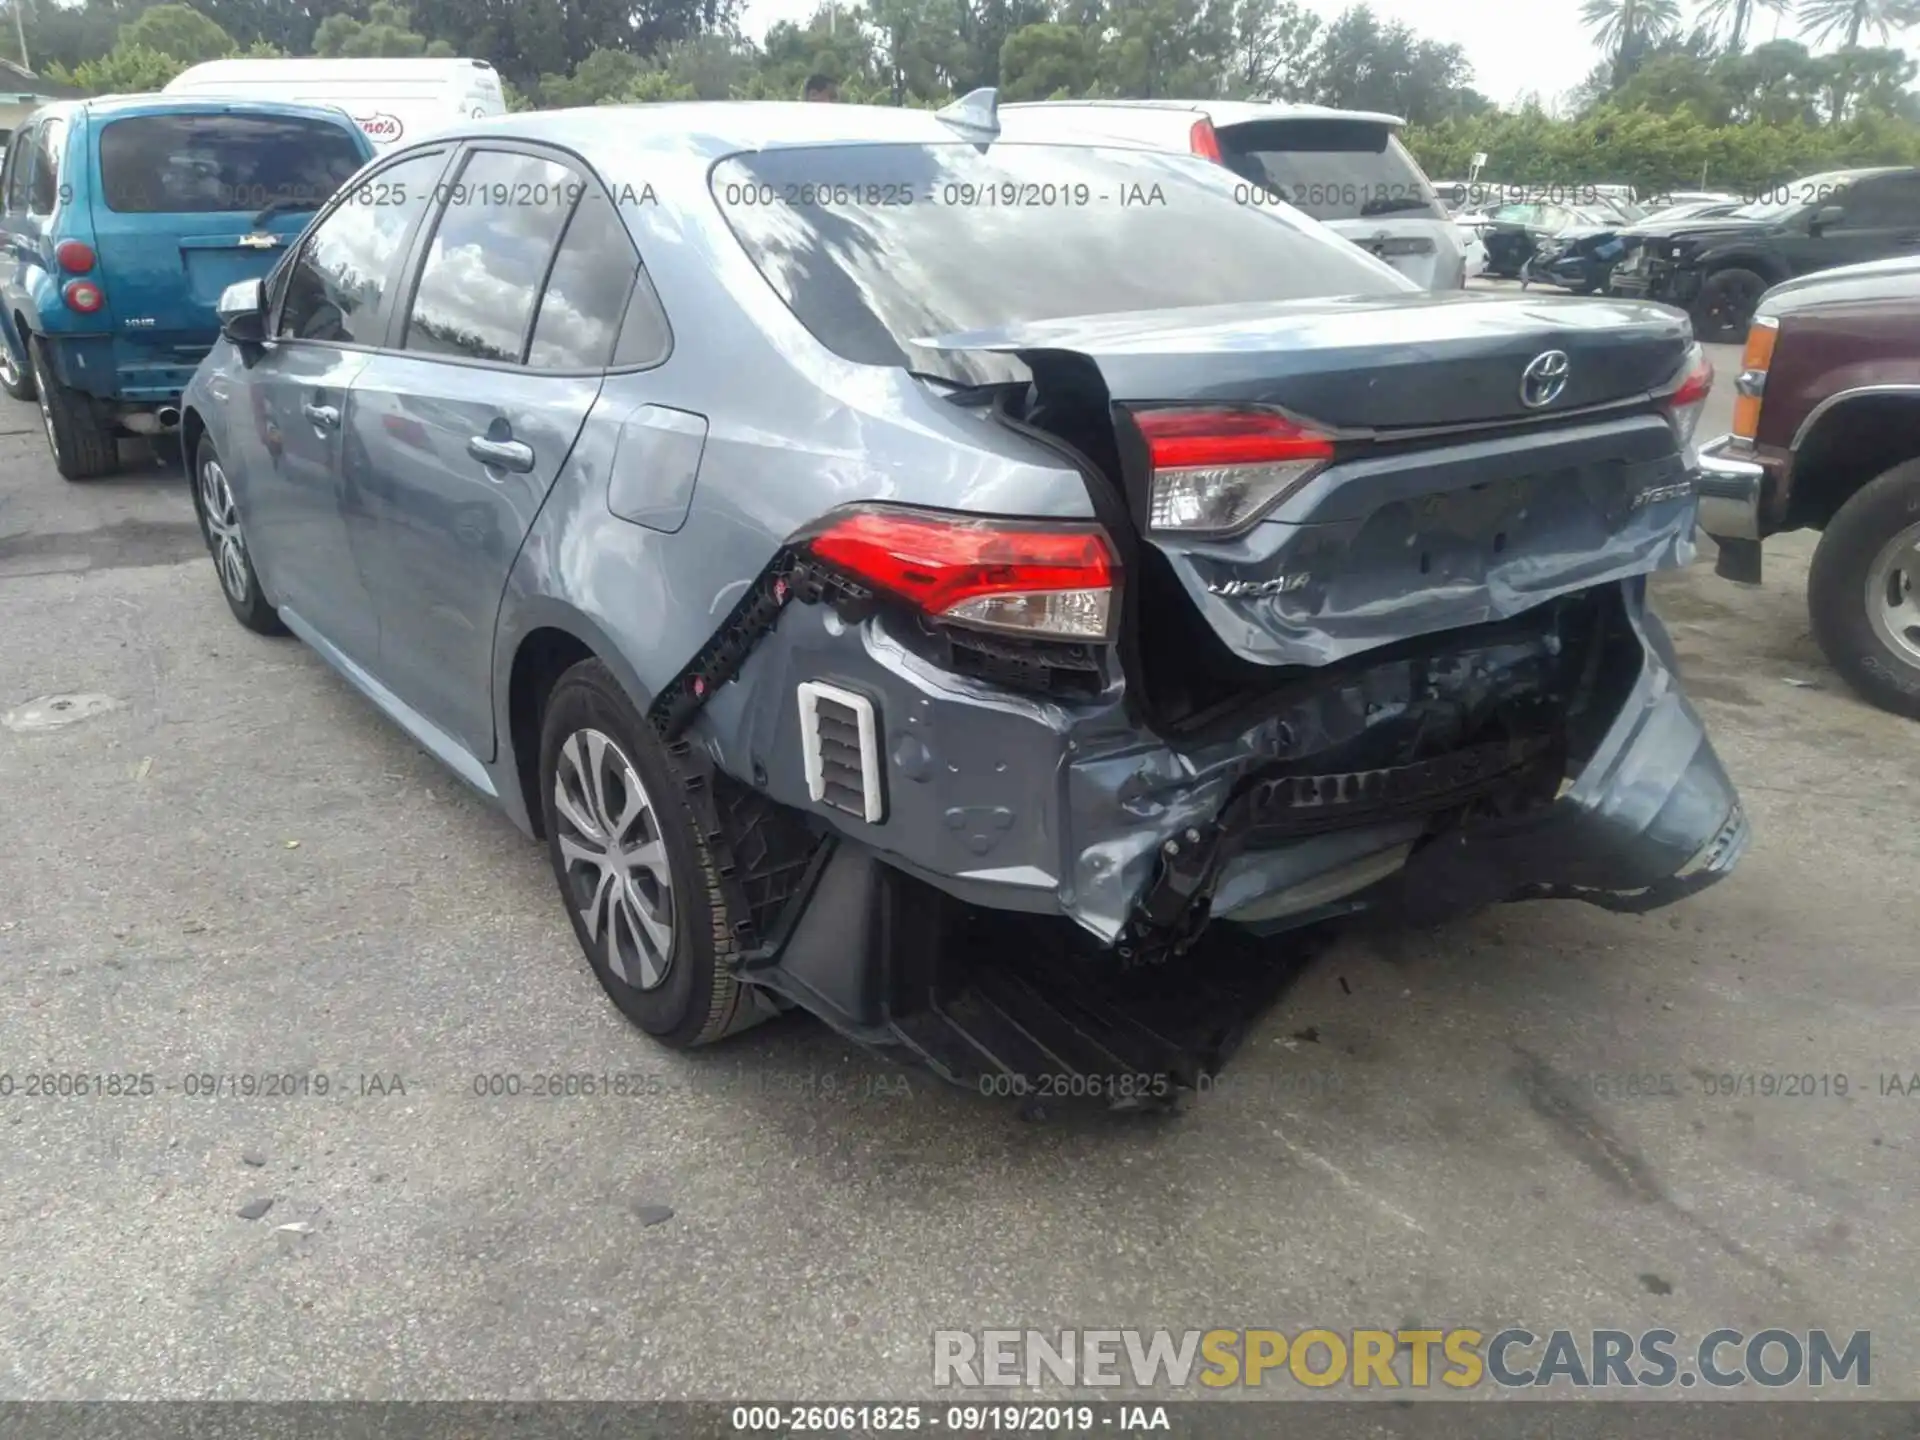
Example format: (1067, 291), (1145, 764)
(1130, 406), (1335, 537)
(796, 503), (1117, 641)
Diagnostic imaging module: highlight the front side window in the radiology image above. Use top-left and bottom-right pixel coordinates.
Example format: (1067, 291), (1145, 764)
(98, 113), (367, 215)
(1839, 176), (1920, 229)
(278, 151), (444, 345)
(714, 141), (1404, 381)
(28, 118), (65, 216)
(1, 125), (31, 214)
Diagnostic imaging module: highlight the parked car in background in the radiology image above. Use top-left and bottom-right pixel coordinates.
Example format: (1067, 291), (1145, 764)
(1695, 256), (1920, 718)
(995, 99), (1470, 291)
(1466, 198), (1634, 286)
(0, 96), (373, 479)
(181, 96), (1745, 1098)
(164, 56), (506, 150)
(1636, 198), (1744, 227)
(1611, 167), (1920, 342)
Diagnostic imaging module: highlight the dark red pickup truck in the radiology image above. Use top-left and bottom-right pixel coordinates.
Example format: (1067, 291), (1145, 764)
(1696, 256), (1920, 718)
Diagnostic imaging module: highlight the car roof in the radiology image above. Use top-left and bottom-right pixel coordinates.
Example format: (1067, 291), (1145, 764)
(29, 94), (365, 123)
(428, 101), (1299, 159)
(998, 98), (1408, 129)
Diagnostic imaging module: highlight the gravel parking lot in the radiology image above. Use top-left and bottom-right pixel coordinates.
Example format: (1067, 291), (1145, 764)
(3, 348), (1918, 1405)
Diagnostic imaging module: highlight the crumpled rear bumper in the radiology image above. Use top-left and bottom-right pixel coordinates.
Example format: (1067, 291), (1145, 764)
(1387, 599), (1748, 926)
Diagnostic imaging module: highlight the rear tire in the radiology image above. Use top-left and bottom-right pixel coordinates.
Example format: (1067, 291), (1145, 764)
(29, 335), (118, 480)
(1808, 460), (1920, 721)
(0, 325), (34, 401)
(539, 659), (751, 1048)
(1692, 266), (1766, 344)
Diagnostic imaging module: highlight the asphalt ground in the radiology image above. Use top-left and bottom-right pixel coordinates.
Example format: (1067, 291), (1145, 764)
(2, 340), (1918, 1410)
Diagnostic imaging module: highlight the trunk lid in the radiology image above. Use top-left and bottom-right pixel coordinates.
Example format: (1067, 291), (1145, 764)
(938, 294), (1700, 674)
(928, 290), (1692, 429)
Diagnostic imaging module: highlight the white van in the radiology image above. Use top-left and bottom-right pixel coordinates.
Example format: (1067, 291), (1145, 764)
(162, 57), (506, 150)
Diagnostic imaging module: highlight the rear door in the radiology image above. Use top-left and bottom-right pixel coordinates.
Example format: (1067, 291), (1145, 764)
(1802, 173), (1920, 272)
(1216, 117), (1464, 290)
(343, 144), (632, 756)
(88, 108), (369, 358)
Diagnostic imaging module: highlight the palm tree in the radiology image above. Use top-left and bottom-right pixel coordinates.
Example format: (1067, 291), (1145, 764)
(1582, 0), (1686, 84)
(1796, 0), (1920, 48)
(1697, 0), (1793, 49)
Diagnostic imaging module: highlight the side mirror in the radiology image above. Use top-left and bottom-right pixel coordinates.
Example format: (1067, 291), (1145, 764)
(217, 278), (267, 350)
(1810, 204), (1847, 234)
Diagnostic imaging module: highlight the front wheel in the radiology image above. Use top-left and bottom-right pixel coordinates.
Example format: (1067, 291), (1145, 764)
(28, 335), (118, 480)
(1808, 459), (1920, 721)
(190, 435), (286, 636)
(1692, 267), (1767, 344)
(538, 659), (754, 1048)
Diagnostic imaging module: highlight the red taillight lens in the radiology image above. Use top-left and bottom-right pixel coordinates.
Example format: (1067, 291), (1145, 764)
(798, 505), (1116, 640)
(62, 279), (104, 313)
(1189, 119), (1222, 164)
(1668, 347), (1714, 410)
(55, 240), (95, 274)
(1130, 407), (1335, 535)
(1664, 344), (1714, 449)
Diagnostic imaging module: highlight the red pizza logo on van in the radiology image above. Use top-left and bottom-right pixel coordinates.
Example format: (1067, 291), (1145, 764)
(356, 113), (404, 142)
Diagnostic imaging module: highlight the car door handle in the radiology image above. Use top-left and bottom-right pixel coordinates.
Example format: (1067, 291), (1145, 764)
(467, 435), (534, 473)
(301, 402), (339, 430)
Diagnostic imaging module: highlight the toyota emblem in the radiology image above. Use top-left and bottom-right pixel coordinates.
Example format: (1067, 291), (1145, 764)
(1520, 350), (1570, 409)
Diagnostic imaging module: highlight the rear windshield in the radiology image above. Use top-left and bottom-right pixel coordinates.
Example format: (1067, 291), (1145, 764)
(713, 141), (1407, 378)
(1217, 119), (1445, 222)
(98, 113), (366, 215)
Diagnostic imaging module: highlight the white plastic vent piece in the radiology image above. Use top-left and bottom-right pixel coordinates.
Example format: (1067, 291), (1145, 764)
(796, 681), (884, 825)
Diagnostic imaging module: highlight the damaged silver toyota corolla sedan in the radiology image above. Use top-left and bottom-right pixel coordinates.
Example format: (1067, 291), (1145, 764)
(182, 95), (1748, 1100)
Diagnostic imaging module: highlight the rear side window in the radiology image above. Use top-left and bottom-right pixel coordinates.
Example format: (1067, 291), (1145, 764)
(97, 113), (367, 215)
(1218, 120), (1445, 222)
(714, 141), (1404, 380)
(29, 118), (65, 215)
(403, 149), (580, 364)
(527, 188), (641, 369)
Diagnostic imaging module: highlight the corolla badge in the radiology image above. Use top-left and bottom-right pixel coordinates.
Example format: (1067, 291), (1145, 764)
(356, 112), (404, 143)
(1519, 349), (1571, 409)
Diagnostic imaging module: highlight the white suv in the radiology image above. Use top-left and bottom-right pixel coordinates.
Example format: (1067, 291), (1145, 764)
(995, 99), (1468, 292)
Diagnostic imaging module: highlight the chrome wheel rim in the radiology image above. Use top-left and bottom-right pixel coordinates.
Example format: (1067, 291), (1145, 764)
(1864, 519), (1920, 669)
(553, 728), (674, 990)
(0, 342), (19, 390)
(31, 351), (58, 464)
(198, 456), (251, 603)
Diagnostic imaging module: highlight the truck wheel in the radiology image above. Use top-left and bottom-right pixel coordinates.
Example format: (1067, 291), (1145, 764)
(1692, 267), (1766, 344)
(28, 335), (118, 480)
(538, 658), (755, 1048)
(0, 326), (35, 401)
(1808, 459), (1920, 721)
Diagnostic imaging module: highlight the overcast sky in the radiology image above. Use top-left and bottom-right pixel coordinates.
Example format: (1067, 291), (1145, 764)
(738, 0), (1920, 111)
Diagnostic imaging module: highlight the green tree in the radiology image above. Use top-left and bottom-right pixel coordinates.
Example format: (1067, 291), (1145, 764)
(314, 1), (455, 59)
(536, 44), (648, 105)
(1224, 0), (1322, 99)
(1698, 0), (1792, 51)
(1795, 0), (1920, 48)
(1581, 0), (1685, 84)
(120, 3), (237, 63)
(998, 21), (1097, 100)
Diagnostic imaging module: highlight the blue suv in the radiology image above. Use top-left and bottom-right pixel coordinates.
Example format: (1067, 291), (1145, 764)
(0, 96), (372, 479)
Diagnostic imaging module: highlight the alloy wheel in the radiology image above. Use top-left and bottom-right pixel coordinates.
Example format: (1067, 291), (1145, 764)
(552, 728), (675, 990)
(1864, 519), (1920, 669)
(198, 456), (252, 603)
(0, 341), (20, 391)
